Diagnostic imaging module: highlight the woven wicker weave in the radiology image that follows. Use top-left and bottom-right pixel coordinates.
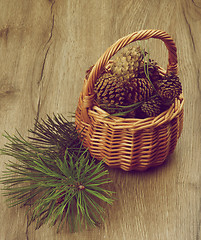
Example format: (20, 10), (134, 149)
(75, 29), (184, 171)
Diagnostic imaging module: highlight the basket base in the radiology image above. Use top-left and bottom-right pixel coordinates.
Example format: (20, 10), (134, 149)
(75, 95), (184, 171)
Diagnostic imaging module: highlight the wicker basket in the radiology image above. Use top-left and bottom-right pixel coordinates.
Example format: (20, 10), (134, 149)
(75, 29), (184, 171)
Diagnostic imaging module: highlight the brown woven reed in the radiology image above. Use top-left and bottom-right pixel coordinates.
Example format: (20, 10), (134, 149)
(75, 29), (184, 171)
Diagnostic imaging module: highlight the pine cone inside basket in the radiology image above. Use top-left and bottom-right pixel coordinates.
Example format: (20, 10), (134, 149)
(108, 46), (159, 79)
(137, 95), (162, 118)
(86, 45), (182, 118)
(109, 46), (144, 77)
(93, 46), (157, 114)
(94, 72), (154, 114)
(153, 73), (182, 104)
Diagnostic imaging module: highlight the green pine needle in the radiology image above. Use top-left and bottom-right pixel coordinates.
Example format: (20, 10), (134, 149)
(0, 115), (114, 232)
(141, 46), (157, 93)
(28, 114), (86, 158)
(104, 94), (157, 118)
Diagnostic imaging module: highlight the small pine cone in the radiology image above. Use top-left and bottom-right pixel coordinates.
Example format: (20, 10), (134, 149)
(153, 74), (182, 103)
(139, 96), (162, 117)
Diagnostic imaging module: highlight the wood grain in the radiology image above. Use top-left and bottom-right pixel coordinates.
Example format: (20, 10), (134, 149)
(0, 0), (200, 239)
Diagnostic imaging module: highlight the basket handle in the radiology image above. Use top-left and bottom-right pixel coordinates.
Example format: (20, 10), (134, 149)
(81, 29), (178, 123)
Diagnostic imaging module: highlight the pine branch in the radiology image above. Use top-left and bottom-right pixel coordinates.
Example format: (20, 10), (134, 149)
(0, 114), (114, 232)
(29, 114), (86, 158)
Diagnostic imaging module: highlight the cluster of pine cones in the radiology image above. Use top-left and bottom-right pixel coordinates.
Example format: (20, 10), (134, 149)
(87, 46), (182, 118)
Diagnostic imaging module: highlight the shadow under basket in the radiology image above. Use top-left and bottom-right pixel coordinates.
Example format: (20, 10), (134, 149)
(75, 29), (184, 171)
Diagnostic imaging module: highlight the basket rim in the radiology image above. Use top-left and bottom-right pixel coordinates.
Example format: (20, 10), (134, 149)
(84, 93), (184, 130)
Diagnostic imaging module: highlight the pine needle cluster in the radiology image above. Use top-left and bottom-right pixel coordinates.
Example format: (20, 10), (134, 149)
(29, 114), (86, 157)
(0, 115), (114, 232)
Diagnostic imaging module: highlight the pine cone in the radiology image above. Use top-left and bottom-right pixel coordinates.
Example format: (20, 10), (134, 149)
(94, 72), (154, 114)
(142, 59), (161, 81)
(138, 96), (163, 118)
(87, 46), (181, 119)
(94, 72), (126, 107)
(153, 74), (182, 103)
(110, 46), (144, 77)
(126, 77), (153, 103)
(109, 46), (160, 80)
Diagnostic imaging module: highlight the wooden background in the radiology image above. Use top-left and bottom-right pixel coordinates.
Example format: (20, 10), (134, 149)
(0, 0), (200, 239)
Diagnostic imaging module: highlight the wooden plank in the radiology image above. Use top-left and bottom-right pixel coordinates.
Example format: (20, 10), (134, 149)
(0, 0), (200, 239)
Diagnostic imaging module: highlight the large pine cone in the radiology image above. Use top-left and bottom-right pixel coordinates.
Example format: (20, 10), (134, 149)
(110, 46), (144, 77)
(108, 46), (159, 80)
